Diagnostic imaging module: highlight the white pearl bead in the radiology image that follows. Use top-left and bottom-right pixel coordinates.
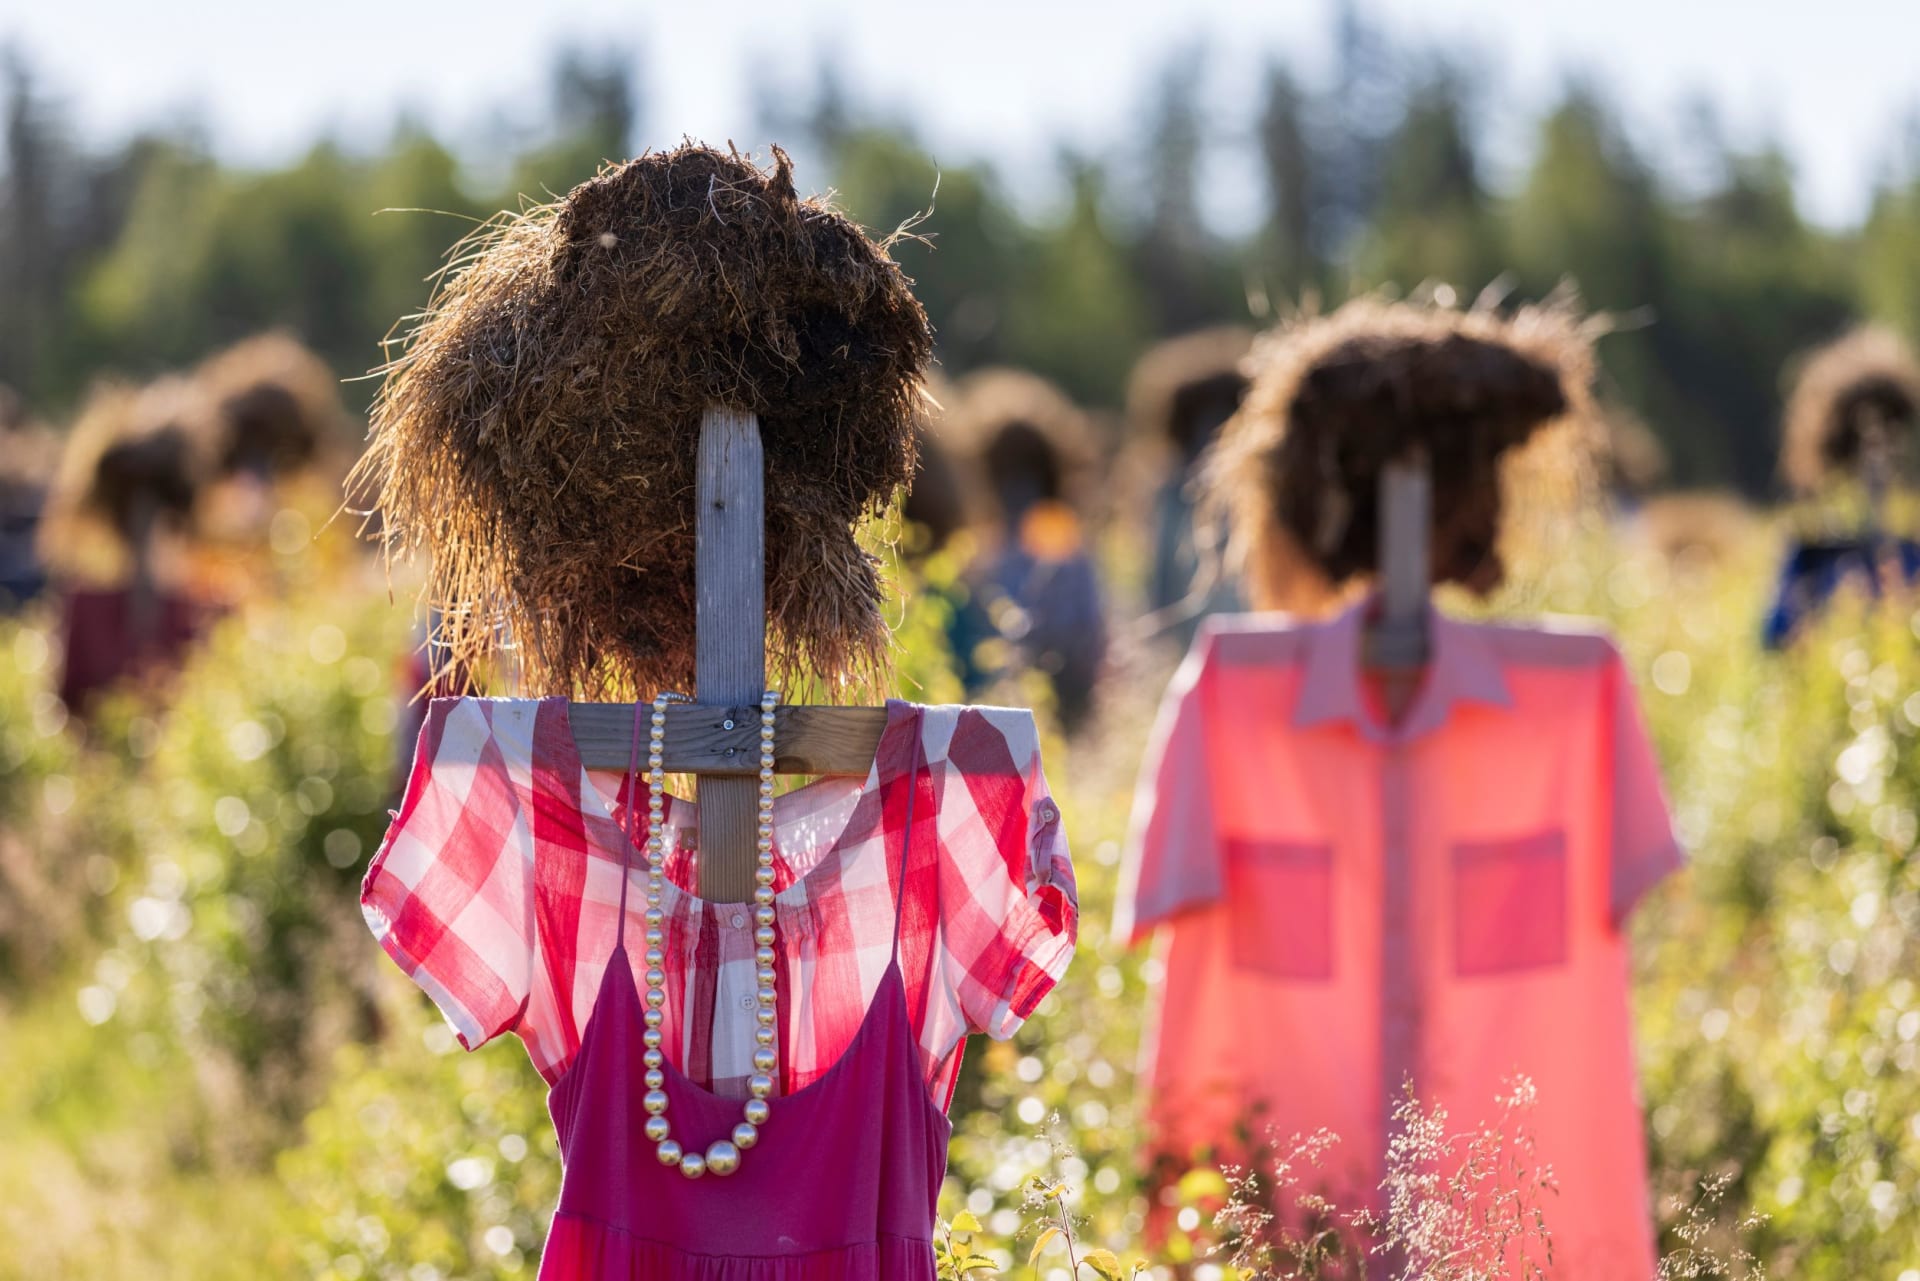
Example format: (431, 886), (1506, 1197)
(704, 1140), (740, 1176)
(644, 1115), (671, 1143)
(679, 1151), (707, 1179)
(747, 1073), (773, 1099)
(643, 1089), (669, 1115)
(743, 1097), (771, 1125)
(732, 1121), (759, 1149)
(656, 1139), (682, 1166)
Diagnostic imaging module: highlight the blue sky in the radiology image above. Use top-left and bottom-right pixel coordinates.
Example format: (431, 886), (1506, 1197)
(3, 0), (1916, 228)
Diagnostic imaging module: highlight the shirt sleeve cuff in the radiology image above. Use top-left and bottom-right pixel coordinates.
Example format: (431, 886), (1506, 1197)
(1611, 836), (1685, 926)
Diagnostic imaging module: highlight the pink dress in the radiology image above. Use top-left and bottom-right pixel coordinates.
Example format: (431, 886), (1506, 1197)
(363, 699), (1079, 1276)
(539, 705), (946, 1278)
(1119, 601), (1682, 1278)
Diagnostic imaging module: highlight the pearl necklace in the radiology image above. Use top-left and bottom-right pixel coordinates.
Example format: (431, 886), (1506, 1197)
(638, 688), (780, 1179)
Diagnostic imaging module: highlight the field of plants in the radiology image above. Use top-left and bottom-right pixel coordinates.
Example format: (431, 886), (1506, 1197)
(0, 496), (1914, 1279)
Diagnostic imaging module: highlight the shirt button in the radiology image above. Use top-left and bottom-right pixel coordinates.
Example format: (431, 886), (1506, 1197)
(1037, 801), (1057, 823)
(730, 912), (747, 929)
(740, 995), (755, 1011)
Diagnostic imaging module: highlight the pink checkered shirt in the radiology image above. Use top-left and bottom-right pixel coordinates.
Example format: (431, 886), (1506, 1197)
(362, 697), (1077, 1103)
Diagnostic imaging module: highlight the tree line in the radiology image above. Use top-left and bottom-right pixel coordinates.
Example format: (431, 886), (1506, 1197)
(5, 10), (1920, 497)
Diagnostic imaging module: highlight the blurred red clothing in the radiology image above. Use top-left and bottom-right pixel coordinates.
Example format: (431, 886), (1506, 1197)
(57, 585), (215, 712)
(1120, 599), (1682, 1278)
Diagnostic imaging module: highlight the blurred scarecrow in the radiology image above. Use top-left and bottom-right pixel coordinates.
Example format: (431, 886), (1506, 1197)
(943, 368), (1109, 731)
(39, 378), (219, 713)
(1765, 326), (1920, 647)
(189, 332), (357, 599)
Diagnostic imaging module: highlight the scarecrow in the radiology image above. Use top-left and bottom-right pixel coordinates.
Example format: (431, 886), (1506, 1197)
(941, 368), (1108, 731)
(353, 146), (1081, 1280)
(1124, 296), (1677, 1280)
(353, 143), (932, 699)
(38, 378), (218, 712)
(1123, 326), (1252, 642)
(187, 332), (359, 593)
(1765, 326), (1920, 647)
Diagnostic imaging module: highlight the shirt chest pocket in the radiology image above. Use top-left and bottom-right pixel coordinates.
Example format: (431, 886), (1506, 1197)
(1451, 828), (1569, 976)
(1224, 839), (1334, 980)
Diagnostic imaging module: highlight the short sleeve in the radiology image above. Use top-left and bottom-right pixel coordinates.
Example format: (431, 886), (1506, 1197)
(927, 707), (1079, 1052)
(1604, 647), (1684, 923)
(360, 697), (537, 1049)
(1115, 627), (1222, 944)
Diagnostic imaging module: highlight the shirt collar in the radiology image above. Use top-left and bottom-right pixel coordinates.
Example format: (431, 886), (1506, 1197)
(1292, 594), (1511, 742)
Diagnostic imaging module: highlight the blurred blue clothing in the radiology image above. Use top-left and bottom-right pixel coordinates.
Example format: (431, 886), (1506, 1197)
(0, 486), (47, 610)
(980, 542), (1107, 732)
(1763, 535), (1920, 648)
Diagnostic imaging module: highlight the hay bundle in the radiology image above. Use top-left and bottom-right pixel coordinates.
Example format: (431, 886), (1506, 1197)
(196, 332), (351, 479)
(40, 378), (213, 576)
(1125, 326), (1254, 461)
(1204, 294), (1598, 600)
(941, 368), (1098, 523)
(1781, 326), (1920, 493)
(356, 143), (933, 698)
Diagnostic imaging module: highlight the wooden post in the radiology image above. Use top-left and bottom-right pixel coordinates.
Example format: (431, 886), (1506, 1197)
(1378, 447), (1431, 653)
(694, 406), (765, 903)
(1361, 446), (1431, 680)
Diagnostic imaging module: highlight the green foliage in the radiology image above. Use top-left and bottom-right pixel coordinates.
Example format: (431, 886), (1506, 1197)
(0, 504), (1917, 1275)
(118, 581), (408, 1127)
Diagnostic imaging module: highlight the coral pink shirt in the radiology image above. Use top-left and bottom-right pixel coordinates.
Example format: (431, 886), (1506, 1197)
(1120, 601), (1681, 1279)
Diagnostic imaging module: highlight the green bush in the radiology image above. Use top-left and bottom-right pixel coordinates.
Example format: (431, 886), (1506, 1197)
(1, 516), (1917, 1277)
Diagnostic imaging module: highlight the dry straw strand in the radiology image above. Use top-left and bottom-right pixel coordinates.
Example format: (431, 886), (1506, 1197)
(353, 143), (933, 698)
